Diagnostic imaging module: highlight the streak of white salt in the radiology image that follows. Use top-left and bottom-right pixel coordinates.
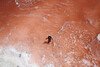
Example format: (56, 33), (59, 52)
(97, 33), (100, 41)
(0, 47), (39, 67)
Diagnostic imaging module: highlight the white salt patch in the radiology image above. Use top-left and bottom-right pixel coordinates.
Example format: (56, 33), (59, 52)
(97, 34), (100, 41)
(64, 52), (75, 64)
(82, 59), (92, 66)
(0, 47), (39, 67)
(15, 0), (33, 8)
(44, 63), (54, 67)
(34, 6), (39, 9)
(93, 64), (98, 67)
(43, 17), (49, 22)
(41, 55), (46, 63)
(15, 0), (20, 7)
(86, 18), (94, 25)
(15, 0), (19, 5)
(57, 22), (67, 34)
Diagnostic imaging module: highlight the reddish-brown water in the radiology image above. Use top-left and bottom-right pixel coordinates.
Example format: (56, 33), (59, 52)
(0, 0), (100, 67)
